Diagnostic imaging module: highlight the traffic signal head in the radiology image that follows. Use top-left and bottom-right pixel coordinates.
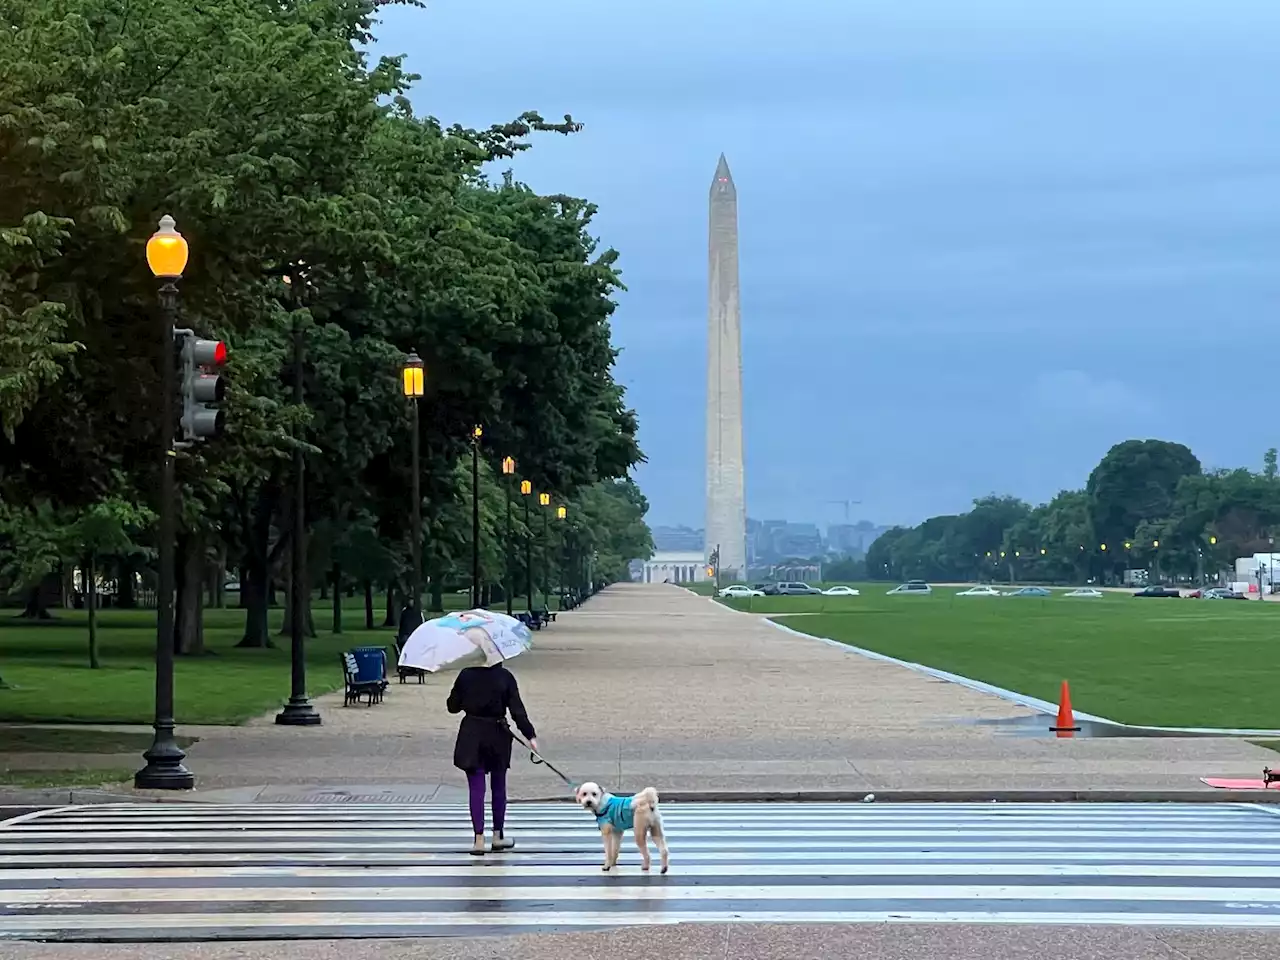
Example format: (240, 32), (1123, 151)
(179, 335), (227, 441)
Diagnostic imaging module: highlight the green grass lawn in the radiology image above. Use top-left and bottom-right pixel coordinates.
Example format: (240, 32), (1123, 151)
(721, 585), (1280, 730)
(0, 592), (484, 725)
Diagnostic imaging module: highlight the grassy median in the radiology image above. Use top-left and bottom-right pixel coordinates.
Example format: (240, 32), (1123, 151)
(720, 586), (1280, 730)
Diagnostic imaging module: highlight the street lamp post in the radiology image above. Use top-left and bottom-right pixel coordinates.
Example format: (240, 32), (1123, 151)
(136, 216), (196, 790)
(402, 353), (424, 615)
(276, 265), (320, 726)
(471, 425), (482, 609)
(556, 505), (567, 607)
(521, 481), (533, 614)
(501, 458), (516, 615)
(538, 493), (550, 609)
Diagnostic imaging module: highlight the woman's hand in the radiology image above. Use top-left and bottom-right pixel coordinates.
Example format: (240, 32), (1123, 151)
(528, 738), (539, 754)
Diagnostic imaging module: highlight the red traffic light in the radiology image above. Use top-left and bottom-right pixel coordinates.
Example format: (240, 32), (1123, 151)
(189, 339), (226, 367)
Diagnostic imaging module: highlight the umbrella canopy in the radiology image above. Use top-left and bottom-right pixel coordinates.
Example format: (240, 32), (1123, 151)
(397, 609), (533, 673)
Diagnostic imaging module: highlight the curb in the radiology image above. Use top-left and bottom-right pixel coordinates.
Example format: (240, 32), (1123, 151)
(518, 789), (1280, 804)
(0, 788), (177, 807)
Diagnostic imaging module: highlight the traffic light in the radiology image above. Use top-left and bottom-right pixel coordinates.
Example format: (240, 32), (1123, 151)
(178, 334), (227, 441)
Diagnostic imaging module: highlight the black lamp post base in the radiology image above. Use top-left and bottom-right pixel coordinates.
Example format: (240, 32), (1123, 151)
(275, 698), (322, 725)
(135, 723), (195, 790)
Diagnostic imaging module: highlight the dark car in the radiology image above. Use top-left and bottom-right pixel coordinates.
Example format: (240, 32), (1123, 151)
(1134, 586), (1181, 598)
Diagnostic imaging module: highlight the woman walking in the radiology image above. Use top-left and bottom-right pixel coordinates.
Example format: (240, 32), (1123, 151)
(446, 642), (538, 855)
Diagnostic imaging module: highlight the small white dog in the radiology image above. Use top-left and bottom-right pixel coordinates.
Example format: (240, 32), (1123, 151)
(575, 781), (669, 873)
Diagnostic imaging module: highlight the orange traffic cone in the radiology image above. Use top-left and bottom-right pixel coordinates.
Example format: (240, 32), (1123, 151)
(1050, 680), (1081, 738)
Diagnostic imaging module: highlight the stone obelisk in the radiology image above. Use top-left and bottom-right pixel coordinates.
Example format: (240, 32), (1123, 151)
(706, 154), (747, 578)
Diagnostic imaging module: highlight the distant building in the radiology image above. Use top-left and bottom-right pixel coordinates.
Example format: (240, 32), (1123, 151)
(641, 551), (709, 584)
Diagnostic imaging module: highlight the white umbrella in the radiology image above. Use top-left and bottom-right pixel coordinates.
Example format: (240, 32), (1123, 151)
(397, 609), (533, 673)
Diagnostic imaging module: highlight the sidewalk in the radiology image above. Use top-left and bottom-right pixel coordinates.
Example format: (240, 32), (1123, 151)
(130, 583), (1272, 800)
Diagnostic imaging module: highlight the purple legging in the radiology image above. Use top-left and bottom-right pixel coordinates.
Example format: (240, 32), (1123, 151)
(466, 767), (507, 836)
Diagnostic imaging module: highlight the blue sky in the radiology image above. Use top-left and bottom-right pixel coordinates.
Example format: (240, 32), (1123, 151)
(374, 0), (1280, 529)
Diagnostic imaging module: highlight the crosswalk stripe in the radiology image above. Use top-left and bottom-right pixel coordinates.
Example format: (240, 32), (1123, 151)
(3, 802), (1280, 941)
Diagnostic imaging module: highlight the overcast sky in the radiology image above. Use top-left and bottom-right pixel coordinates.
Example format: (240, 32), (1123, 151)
(374, 0), (1280, 529)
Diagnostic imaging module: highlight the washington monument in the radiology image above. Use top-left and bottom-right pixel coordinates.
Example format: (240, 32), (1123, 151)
(706, 154), (747, 578)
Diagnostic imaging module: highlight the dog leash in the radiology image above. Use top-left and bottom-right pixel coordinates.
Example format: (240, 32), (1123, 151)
(509, 729), (576, 787)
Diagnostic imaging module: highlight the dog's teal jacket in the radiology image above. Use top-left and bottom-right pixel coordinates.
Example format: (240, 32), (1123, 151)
(594, 794), (635, 833)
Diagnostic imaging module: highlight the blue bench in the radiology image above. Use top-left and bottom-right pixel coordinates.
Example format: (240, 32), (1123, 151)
(342, 650), (387, 706)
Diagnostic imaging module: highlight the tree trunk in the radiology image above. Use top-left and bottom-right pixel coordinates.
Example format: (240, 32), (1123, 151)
(331, 562), (342, 634)
(319, 581), (329, 600)
(212, 541), (227, 608)
(175, 532), (206, 656)
(117, 557), (136, 608)
(363, 579), (374, 629)
(20, 585), (51, 619)
(86, 551), (100, 669)
(382, 583), (397, 626)
(238, 480), (279, 648)
(429, 578), (444, 614)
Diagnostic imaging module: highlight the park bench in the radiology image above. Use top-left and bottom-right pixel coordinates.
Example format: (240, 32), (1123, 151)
(341, 650), (388, 706)
(394, 638), (426, 684)
(535, 608), (557, 625)
(516, 611), (543, 631)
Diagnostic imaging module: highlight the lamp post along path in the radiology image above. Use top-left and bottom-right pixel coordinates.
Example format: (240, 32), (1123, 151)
(276, 267), (320, 726)
(538, 492), (550, 610)
(501, 458), (516, 616)
(402, 353), (424, 616)
(135, 216), (195, 790)
(522, 480), (533, 615)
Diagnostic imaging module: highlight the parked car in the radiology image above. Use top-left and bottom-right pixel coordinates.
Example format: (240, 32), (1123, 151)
(718, 584), (764, 598)
(956, 585), (1002, 597)
(760, 583), (781, 595)
(1006, 586), (1051, 597)
(775, 581), (823, 596)
(1203, 587), (1246, 600)
(1134, 586), (1181, 598)
(821, 585), (861, 596)
(1064, 587), (1103, 598)
(887, 580), (932, 596)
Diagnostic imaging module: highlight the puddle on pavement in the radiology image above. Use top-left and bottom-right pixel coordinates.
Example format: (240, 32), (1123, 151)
(955, 713), (1228, 739)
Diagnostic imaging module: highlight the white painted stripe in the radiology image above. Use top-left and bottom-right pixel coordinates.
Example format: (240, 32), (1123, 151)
(1, 910), (1279, 932)
(13, 883), (1280, 904)
(5, 849), (1277, 868)
(5, 829), (1269, 839)
(0, 805), (76, 826)
(4, 861), (1279, 881)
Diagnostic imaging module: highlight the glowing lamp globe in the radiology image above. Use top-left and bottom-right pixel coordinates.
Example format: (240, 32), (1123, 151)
(146, 215), (189, 278)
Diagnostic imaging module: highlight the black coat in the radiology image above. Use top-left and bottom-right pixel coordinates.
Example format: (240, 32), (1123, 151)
(446, 664), (537, 773)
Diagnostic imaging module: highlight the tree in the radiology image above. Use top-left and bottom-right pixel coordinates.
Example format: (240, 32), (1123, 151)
(1087, 439), (1201, 557)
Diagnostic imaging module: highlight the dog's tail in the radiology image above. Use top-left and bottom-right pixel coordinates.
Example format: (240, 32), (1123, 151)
(635, 786), (660, 811)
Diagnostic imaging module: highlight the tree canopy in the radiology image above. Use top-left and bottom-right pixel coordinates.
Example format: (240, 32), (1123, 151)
(869, 441), (1280, 585)
(0, 0), (654, 658)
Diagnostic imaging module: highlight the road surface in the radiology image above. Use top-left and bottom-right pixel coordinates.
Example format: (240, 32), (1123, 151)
(2, 801), (1280, 941)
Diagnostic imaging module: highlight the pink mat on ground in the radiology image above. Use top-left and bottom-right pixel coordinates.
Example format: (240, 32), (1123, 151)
(1201, 777), (1280, 790)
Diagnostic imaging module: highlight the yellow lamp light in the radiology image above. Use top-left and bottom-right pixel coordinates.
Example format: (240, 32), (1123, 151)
(1040, 548), (1046, 555)
(705, 566), (714, 577)
(1124, 541), (1131, 549)
(472, 424), (483, 440)
(1209, 535), (1217, 545)
(557, 506), (567, 519)
(520, 480), (532, 496)
(539, 493), (550, 506)
(402, 351), (424, 398)
(1153, 540), (1160, 548)
(501, 456), (515, 476)
(146, 215), (189, 278)
(1100, 543), (1107, 551)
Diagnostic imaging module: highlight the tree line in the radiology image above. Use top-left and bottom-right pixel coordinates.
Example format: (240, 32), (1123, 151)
(867, 440), (1279, 585)
(0, 0), (654, 662)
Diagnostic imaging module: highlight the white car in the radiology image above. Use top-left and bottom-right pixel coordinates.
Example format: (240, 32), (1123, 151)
(1064, 587), (1103, 598)
(956, 585), (1002, 597)
(887, 581), (932, 596)
(718, 584), (763, 598)
(822, 585), (860, 596)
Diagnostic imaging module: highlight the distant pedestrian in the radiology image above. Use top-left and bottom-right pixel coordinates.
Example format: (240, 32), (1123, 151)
(446, 642), (538, 855)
